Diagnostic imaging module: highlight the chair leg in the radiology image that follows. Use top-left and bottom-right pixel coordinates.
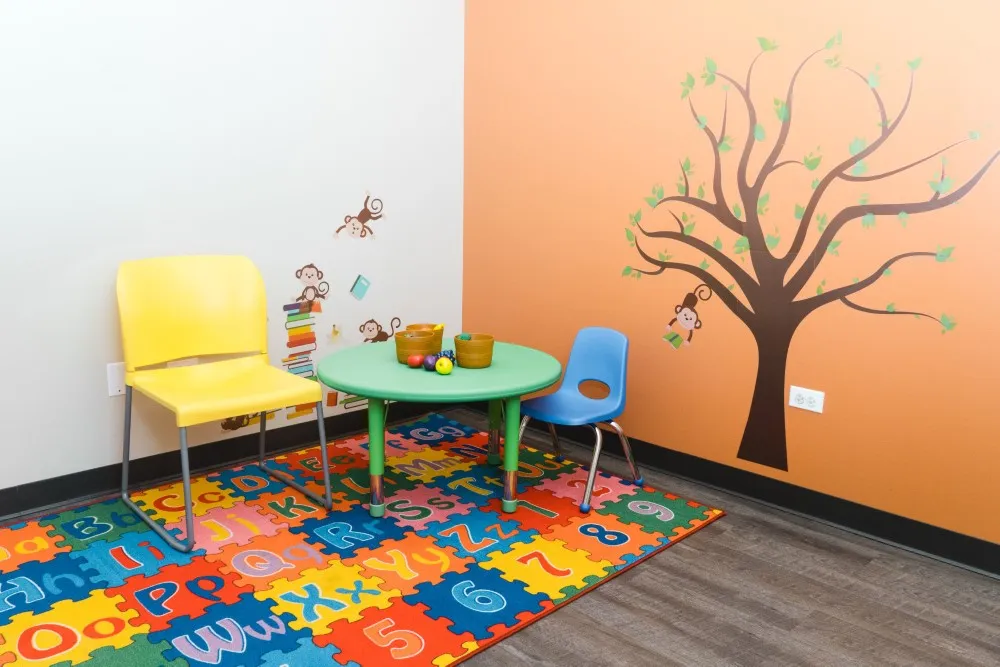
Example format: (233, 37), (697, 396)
(121, 386), (197, 553)
(607, 420), (643, 486)
(258, 405), (333, 510)
(518, 415), (530, 445)
(546, 422), (565, 462)
(580, 424), (604, 513)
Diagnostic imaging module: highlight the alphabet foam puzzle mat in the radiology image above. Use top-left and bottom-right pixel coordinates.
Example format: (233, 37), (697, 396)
(0, 413), (723, 666)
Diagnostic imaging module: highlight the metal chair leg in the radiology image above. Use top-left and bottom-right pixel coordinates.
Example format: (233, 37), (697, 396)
(546, 422), (565, 461)
(580, 424), (603, 513)
(607, 420), (643, 486)
(518, 415), (530, 444)
(121, 387), (196, 553)
(258, 403), (333, 510)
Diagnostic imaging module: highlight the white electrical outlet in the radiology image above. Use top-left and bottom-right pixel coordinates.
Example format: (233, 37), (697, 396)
(789, 385), (824, 414)
(107, 362), (126, 396)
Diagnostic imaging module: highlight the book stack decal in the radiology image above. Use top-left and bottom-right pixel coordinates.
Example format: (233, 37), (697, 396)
(282, 299), (321, 420)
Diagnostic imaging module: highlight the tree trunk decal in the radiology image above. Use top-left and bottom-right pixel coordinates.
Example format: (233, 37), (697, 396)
(623, 34), (998, 471)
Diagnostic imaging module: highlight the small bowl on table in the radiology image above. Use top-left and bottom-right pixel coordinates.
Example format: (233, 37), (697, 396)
(454, 333), (495, 369)
(405, 323), (443, 353)
(395, 330), (436, 364)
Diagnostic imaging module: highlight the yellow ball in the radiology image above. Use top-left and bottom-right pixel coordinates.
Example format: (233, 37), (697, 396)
(435, 356), (454, 375)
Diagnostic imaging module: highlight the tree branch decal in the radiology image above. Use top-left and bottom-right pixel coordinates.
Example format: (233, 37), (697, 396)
(625, 34), (995, 471)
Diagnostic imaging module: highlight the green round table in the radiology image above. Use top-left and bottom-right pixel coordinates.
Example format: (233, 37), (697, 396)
(316, 340), (562, 517)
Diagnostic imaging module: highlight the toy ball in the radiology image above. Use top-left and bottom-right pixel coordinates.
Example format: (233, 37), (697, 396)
(433, 323), (444, 331)
(458, 333), (472, 341)
(407, 354), (424, 368)
(435, 357), (453, 375)
(423, 354), (439, 371)
(438, 349), (455, 361)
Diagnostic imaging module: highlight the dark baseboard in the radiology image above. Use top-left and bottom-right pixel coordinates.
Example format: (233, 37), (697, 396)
(0, 401), (446, 524)
(465, 403), (1000, 577)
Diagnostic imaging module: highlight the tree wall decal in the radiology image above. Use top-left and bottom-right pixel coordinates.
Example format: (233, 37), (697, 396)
(622, 33), (999, 471)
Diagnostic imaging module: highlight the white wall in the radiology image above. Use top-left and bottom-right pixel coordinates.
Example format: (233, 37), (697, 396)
(0, 1), (464, 490)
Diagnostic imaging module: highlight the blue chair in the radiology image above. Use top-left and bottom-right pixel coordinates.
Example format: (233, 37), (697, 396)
(518, 327), (643, 512)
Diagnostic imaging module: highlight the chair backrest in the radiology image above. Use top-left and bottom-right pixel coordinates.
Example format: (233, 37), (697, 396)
(562, 326), (629, 411)
(116, 255), (268, 371)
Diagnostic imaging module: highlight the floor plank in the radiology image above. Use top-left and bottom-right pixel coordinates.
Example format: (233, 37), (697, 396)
(445, 408), (1000, 667)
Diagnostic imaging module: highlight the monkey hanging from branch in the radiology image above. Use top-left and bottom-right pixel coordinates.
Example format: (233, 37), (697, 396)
(295, 263), (330, 302)
(336, 194), (384, 238)
(663, 283), (713, 349)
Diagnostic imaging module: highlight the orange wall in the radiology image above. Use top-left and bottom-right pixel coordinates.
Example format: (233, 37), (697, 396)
(464, 0), (1000, 543)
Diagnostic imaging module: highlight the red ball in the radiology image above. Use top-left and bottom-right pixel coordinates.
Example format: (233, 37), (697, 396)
(407, 354), (424, 368)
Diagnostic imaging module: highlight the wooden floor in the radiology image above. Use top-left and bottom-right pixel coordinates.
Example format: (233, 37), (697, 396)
(444, 409), (1000, 667)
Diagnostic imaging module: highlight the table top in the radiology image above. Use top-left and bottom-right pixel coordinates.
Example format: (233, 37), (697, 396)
(316, 340), (562, 402)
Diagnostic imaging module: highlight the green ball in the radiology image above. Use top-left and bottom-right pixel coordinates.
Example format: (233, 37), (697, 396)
(458, 333), (472, 341)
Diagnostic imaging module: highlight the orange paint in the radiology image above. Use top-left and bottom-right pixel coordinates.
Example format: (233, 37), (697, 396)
(465, 0), (1000, 543)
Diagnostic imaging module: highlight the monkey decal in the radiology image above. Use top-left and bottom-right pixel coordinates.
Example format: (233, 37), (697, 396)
(295, 263), (330, 302)
(336, 194), (384, 238)
(663, 283), (713, 349)
(360, 316), (401, 343)
(221, 414), (253, 431)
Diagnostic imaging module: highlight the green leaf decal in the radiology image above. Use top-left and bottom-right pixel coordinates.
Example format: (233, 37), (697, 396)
(705, 57), (717, 73)
(852, 277), (859, 284)
(861, 212), (876, 229)
(794, 204), (805, 220)
(852, 161), (868, 176)
(658, 252), (673, 261)
(825, 55), (842, 69)
(817, 213), (829, 232)
(733, 203), (743, 220)
(635, 272), (642, 280)
(727, 284), (735, 291)
(883, 268), (892, 277)
(733, 236), (750, 254)
(867, 64), (881, 89)
(757, 37), (778, 51)
(681, 72), (696, 98)
(816, 279), (827, 295)
(940, 314), (956, 333)
(645, 196), (658, 207)
(718, 135), (733, 152)
(697, 183), (706, 199)
(683, 222), (696, 236)
(765, 234), (780, 250)
(622, 266), (632, 277)
(699, 259), (711, 270)
(682, 157), (693, 174)
(633, 209), (642, 224)
(676, 177), (686, 195)
(625, 228), (635, 244)
(935, 246), (955, 262)
(907, 57), (922, 71)
(773, 98), (789, 122)
(697, 115), (708, 129)
(757, 193), (770, 215)
(886, 303), (896, 313)
(929, 176), (954, 194)
(712, 236), (723, 251)
(811, 178), (820, 190)
(827, 240), (841, 256)
(824, 30), (843, 49)
(803, 152), (822, 170)
(655, 184), (665, 199)
(754, 124), (766, 141)
(848, 137), (867, 156)
(969, 130), (981, 140)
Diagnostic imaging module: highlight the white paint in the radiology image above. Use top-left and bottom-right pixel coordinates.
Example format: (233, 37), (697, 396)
(106, 363), (126, 397)
(0, 1), (464, 489)
(789, 385), (825, 414)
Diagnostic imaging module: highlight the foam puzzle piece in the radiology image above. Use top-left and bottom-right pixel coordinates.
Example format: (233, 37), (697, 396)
(50, 634), (184, 667)
(37, 499), (152, 553)
(403, 566), (547, 641)
(0, 521), (71, 575)
(0, 413), (724, 667)
(254, 561), (399, 635)
(422, 509), (538, 562)
(345, 532), (472, 596)
(478, 534), (613, 602)
(0, 551), (98, 624)
(383, 486), (475, 531)
(152, 590), (304, 666)
(260, 635), (356, 667)
(132, 477), (241, 525)
(317, 599), (476, 666)
(0, 589), (147, 666)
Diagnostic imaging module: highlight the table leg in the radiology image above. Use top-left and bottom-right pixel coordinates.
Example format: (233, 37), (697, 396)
(487, 399), (502, 465)
(368, 398), (386, 517)
(502, 396), (520, 513)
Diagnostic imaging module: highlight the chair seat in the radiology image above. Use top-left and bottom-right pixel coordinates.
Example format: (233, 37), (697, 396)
(130, 355), (321, 427)
(521, 388), (621, 427)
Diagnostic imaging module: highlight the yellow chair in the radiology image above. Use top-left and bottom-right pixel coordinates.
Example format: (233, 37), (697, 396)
(116, 255), (332, 553)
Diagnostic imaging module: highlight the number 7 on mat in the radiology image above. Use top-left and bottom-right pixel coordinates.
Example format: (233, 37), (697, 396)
(516, 550), (572, 577)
